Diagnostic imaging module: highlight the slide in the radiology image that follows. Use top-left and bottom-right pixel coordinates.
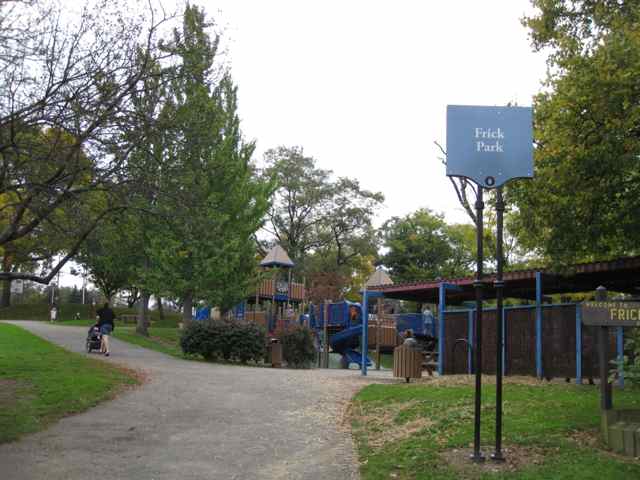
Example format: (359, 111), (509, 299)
(329, 325), (372, 368)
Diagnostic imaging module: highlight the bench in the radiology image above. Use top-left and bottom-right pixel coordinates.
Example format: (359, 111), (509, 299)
(119, 314), (138, 324)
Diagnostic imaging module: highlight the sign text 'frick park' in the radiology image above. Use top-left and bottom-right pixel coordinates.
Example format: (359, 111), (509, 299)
(446, 105), (533, 188)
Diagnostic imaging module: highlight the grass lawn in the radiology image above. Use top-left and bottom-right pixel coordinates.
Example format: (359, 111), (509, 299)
(53, 320), (184, 359)
(0, 302), (181, 327)
(113, 327), (183, 358)
(0, 323), (139, 443)
(369, 351), (393, 369)
(351, 377), (640, 479)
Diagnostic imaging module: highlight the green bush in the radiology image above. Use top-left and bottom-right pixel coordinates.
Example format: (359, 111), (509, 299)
(180, 320), (266, 363)
(277, 325), (316, 368)
(622, 328), (640, 387)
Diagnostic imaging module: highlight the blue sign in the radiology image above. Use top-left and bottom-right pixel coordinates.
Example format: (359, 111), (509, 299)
(446, 105), (533, 188)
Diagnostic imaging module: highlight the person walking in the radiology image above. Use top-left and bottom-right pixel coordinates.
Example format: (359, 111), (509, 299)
(50, 304), (58, 323)
(96, 302), (116, 356)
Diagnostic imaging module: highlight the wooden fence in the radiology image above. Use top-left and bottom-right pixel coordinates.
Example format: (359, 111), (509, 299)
(441, 303), (621, 382)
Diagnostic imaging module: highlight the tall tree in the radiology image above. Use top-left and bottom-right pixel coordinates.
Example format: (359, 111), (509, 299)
(144, 5), (272, 322)
(261, 146), (384, 267)
(0, 0), (175, 284)
(509, 1), (640, 265)
(261, 146), (335, 263)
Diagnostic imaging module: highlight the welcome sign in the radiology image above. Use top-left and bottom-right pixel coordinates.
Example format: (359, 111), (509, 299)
(582, 301), (640, 327)
(446, 105), (533, 188)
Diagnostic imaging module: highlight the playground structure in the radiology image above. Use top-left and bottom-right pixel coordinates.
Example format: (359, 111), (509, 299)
(306, 299), (437, 369)
(239, 245), (307, 332)
(229, 250), (638, 380)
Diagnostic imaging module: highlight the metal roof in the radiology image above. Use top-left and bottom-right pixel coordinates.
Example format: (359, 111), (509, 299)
(369, 256), (640, 303)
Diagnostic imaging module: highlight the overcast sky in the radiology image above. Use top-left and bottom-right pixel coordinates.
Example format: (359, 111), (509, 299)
(201, 0), (548, 225)
(62, 0), (549, 288)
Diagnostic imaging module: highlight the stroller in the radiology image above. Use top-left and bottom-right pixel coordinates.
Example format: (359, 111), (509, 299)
(86, 325), (102, 353)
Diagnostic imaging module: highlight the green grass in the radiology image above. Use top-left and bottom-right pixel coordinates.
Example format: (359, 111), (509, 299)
(0, 323), (139, 443)
(113, 327), (183, 358)
(0, 302), (181, 326)
(52, 320), (184, 359)
(368, 351), (393, 369)
(351, 380), (640, 479)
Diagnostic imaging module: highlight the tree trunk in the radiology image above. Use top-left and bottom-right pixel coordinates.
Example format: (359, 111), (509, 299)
(1, 254), (12, 307)
(136, 291), (150, 336)
(157, 296), (165, 321)
(1, 279), (11, 307)
(182, 291), (193, 325)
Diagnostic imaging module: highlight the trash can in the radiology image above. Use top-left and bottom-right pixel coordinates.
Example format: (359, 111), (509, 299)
(269, 338), (282, 368)
(393, 345), (422, 383)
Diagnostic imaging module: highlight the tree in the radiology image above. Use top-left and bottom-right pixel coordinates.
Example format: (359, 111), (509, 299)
(77, 213), (143, 302)
(0, 0), (175, 284)
(508, 1), (640, 265)
(261, 146), (383, 270)
(143, 5), (272, 322)
(380, 209), (476, 283)
(261, 146), (335, 263)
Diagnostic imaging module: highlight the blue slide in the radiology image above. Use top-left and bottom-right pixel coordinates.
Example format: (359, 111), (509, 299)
(329, 325), (372, 369)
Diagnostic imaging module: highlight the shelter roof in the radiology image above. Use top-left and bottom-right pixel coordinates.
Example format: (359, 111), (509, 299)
(260, 245), (295, 268)
(369, 256), (640, 304)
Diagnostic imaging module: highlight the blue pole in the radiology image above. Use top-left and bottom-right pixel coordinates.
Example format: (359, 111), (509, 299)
(361, 288), (368, 376)
(502, 307), (506, 376)
(617, 327), (624, 388)
(468, 309), (473, 374)
(535, 272), (543, 379)
(576, 304), (582, 385)
(438, 283), (445, 376)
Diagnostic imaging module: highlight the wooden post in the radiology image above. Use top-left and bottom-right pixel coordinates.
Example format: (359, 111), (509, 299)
(596, 286), (613, 410)
(376, 298), (382, 370)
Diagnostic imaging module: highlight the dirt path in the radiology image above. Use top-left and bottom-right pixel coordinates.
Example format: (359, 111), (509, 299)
(0, 321), (393, 480)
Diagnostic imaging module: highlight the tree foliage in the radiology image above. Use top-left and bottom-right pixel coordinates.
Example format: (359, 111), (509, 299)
(0, 0), (175, 283)
(141, 5), (272, 318)
(260, 146), (383, 299)
(509, 1), (640, 265)
(380, 209), (476, 283)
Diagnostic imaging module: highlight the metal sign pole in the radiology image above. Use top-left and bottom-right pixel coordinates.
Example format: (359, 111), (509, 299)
(472, 186), (485, 463)
(492, 187), (506, 462)
(446, 104), (534, 464)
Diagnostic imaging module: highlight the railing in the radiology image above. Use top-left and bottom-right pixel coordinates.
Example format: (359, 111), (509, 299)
(252, 279), (305, 301)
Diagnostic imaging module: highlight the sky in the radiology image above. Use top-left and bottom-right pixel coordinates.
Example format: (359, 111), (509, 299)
(61, 0), (549, 289)
(199, 0), (549, 225)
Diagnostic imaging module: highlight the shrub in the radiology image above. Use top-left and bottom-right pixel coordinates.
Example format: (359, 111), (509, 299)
(180, 320), (266, 363)
(622, 328), (640, 387)
(277, 325), (317, 368)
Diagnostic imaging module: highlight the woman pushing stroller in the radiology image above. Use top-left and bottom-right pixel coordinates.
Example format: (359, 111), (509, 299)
(96, 302), (116, 356)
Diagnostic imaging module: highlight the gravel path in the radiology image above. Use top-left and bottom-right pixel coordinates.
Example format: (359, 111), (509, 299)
(0, 321), (394, 480)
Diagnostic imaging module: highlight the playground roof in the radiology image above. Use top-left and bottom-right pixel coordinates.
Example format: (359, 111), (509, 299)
(366, 269), (393, 287)
(368, 256), (640, 304)
(260, 245), (295, 268)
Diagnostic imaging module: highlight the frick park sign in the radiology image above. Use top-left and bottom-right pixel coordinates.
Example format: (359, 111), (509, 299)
(446, 105), (533, 188)
(445, 103), (533, 463)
